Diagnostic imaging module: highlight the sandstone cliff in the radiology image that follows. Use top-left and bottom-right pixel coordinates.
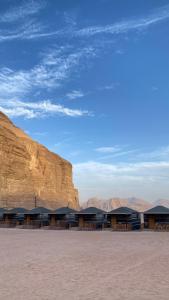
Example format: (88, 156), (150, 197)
(0, 112), (79, 209)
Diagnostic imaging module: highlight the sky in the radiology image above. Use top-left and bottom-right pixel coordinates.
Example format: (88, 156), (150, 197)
(0, 0), (169, 203)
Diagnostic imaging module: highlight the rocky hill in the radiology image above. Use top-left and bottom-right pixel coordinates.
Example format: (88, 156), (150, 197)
(82, 197), (152, 212)
(155, 199), (169, 208)
(0, 112), (79, 209)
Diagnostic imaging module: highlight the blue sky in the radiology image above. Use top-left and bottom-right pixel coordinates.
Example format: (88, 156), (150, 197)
(0, 0), (169, 202)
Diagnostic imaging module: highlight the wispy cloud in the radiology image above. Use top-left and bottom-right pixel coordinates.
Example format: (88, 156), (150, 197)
(63, 11), (77, 27)
(0, 4), (169, 42)
(0, 0), (46, 23)
(34, 131), (48, 136)
(137, 145), (169, 161)
(95, 146), (122, 153)
(95, 145), (169, 161)
(0, 22), (63, 42)
(74, 160), (169, 201)
(0, 47), (93, 116)
(0, 19), (46, 42)
(0, 0), (56, 42)
(66, 90), (84, 100)
(0, 46), (93, 119)
(95, 145), (138, 159)
(75, 5), (169, 37)
(0, 99), (89, 119)
(74, 144), (169, 200)
(54, 138), (71, 148)
(98, 82), (120, 91)
(152, 86), (159, 91)
(0, 47), (94, 98)
(99, 150), (138, 160)
(74, 160), (169, 177)
(115, 49), (124, 55)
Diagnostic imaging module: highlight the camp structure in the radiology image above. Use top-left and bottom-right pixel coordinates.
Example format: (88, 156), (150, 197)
(24, 207), (51, 228)
(107, 207), (141, 231)
(2, 207), (28, 227)
(76, 207), (106, 230)
(49, 207), (77, 229)
(144, 205), (169, 231)
(0, 208), (7, 227)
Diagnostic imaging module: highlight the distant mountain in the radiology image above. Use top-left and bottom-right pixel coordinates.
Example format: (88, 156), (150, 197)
(81, 197), (152, 212)
(155, 199), (169, 208)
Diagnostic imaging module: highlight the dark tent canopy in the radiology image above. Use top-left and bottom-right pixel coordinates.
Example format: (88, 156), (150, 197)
(26, 207), (51, 215)
(77, 207), (106, 215)
(50, 207), (77, 215)
(6, 207), (29, 214)
(144, 205), (169, 215)
(0, 208), (7, 218)
(0, 208), (7, 213)
(108, 207), (138, 215)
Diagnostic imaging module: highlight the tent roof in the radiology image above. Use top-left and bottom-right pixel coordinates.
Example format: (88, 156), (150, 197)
(50, 207), (77, 215)
(144, 205), (169, 215)
(6, 207), (29, 214)
(108, 206), (138, 215)
(77, 207), (106, 215)
(26, 207), (51, 214)
(0, 208), (7, 216)
(0, 208), (7, 213)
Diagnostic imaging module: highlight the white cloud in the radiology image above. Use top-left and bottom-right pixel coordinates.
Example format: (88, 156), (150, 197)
(115, 49), (124, 55)
(75, 5), (169, 37)
(63, 12), (77, 27)
(66, 90), (84, 100)
(0, 67), (32, 97)
(0, 19), (46, 42)
(54, 137), (72, 148)
(95, 146), (122, 153)
(0, 23), (62, 42)
(34, 131), (48, 136)
(0, 4), (169, 42)
(0, 47), (93, 119)
(95, 145), (169, 161)
(152, 86), (159, 91)
(0, 99), (89, 119)
(0, 47), (94, 97)
(95, 146), (138, 159)
(98, 82), (120, 91)
(0, 1), (58, 42)
(99, 150), (138, 160)
(137, 146), (169, 161)
(0, 0), (46, 23)
(74, 160), (169, 176)
(74, 160), (169, 201)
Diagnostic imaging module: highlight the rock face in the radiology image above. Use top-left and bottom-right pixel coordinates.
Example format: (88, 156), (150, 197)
(82, 197), (151, 212)
(0, 112), (79, 209)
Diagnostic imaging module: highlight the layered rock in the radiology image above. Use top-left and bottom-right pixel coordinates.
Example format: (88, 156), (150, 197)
(82, 197), (151, 212)
(0, 112), (79, 209)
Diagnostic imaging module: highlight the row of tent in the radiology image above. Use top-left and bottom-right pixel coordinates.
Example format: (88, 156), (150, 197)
(0, 205), (169, 231)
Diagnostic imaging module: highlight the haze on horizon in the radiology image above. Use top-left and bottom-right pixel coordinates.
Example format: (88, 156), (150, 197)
(0, 0), (169, 203)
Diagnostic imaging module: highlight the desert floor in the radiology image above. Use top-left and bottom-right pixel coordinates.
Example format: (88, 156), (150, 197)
(0, 229), (169, 300)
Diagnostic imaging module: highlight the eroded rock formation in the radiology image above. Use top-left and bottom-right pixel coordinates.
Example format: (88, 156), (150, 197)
(82, 197), (151, 212)
(0, 112), (79, 209)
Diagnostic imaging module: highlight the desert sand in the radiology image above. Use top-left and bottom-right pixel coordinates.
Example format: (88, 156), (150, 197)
(0, 229), (169, 300)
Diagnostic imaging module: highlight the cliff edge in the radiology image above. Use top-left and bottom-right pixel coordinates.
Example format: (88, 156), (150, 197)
(0, 112), (79, 209)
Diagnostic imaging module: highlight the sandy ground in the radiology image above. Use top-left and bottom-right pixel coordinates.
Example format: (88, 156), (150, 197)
(0, 230), (169, 300)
